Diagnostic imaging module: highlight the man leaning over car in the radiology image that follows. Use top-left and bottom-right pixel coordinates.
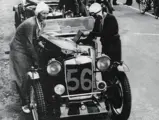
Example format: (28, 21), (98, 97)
(9, 1), (49, 113)
(81, 3), (121, 81)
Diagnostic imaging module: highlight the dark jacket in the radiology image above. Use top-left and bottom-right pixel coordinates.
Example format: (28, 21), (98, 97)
(101, 14), (119, 43)
(10, 16), (43, 62)
(87, 13), (121, 61)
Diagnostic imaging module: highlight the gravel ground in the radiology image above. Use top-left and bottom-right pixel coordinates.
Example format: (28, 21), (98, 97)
(0, 0), (22, 119)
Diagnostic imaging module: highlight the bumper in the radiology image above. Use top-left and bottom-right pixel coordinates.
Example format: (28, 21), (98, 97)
(60, 101), (108, 118)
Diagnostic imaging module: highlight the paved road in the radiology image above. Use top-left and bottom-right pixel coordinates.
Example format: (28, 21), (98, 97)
(113, 1), (159, 120)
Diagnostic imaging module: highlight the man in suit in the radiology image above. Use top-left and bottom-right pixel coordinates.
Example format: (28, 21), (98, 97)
(83, 2), (121, 84)
(9, 2), (49, 113)
(85, 2), (121, 62)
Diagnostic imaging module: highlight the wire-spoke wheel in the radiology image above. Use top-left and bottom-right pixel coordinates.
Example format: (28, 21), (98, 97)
(30, 81), (47, 120)
(30, 86), (38, 120)
(110, 72), (132, 120)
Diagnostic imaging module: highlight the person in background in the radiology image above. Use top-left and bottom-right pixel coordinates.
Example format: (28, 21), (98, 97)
(81, 0), (89, 5)
(123, 0), (132, 6)
(77, 0), (89, 16)
(81, 0), (89, 9)
(9, 2), (49, 113)
(96, 0), (114, 14)
(58, 0), (80, 16)
(58, 0), (89, 16)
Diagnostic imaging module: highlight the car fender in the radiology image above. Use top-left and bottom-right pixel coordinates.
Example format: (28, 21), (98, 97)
(117, 64), (130, 72)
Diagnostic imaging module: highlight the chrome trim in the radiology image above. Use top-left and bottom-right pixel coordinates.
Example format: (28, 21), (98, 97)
(65, 56), (92, 65)
(68, 95), (92, 100)
(60, 101), (107, 118)
(90, 47), (97, 89)
(61, 92), (101, 98)
(64, 61), (69, 96)
(97, 81), (107, 91)
(60, 111), (108, 118)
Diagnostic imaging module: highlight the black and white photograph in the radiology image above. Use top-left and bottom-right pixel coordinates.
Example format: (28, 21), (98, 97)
(0, 0), (159, 120)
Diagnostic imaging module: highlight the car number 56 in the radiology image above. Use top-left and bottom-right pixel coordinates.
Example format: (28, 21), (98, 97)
(67, 68), (92, 91)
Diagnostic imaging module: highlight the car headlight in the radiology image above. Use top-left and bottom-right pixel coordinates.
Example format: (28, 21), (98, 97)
(54, 84), (65, 95)
(47, 59), (62, 76)
(96, 56), (111, 71)
(97, 81), (107, 91)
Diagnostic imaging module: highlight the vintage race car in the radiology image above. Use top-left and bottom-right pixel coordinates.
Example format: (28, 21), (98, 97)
(12, 0), (95, 28)
(13, 0), (66, 28)
(25, 16), (132, 120)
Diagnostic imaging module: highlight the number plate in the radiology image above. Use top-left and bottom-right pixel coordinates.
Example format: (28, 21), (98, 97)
(66, 63), (93, 95)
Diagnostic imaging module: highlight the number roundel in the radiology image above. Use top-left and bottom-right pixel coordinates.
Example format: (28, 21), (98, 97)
(67, 68), (92, 91)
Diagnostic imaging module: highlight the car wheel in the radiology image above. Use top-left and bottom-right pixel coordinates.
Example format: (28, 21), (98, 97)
(30, 80), (47, 119)
(109, 72), (132, 120)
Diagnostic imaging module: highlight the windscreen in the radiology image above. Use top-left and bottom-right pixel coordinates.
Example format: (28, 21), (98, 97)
(44, 16), (95, 36)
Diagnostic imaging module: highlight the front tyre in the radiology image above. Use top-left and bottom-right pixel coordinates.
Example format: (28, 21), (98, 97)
(30, 80), (47, 120)
(110, 72), (132, 120)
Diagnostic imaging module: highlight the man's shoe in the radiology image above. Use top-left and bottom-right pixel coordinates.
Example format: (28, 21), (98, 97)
(22, 105), (31, 113)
